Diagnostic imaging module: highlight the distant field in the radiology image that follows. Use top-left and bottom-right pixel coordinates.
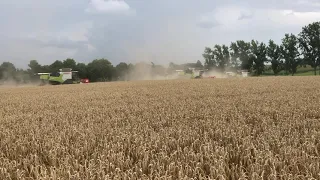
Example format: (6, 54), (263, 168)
(263, 65), (319, 76)
(0, 77), (320, 179)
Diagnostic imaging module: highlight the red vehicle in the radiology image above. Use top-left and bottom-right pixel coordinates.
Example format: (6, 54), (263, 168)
(80, 78), (90, 83)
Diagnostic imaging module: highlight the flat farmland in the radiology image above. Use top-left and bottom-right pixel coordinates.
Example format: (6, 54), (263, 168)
(0, 77), (320, 179)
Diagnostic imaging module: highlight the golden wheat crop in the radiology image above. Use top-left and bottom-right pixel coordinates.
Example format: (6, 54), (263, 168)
(0, 76), (319, 180)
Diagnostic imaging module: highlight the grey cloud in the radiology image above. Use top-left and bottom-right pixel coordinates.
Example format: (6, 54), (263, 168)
(196, 11), (221, 29)
(85, 0), (136, 15)
(238, 12), (254, 20)
(196, 21), (220, 29)
(37, 39), (89, 50)
(238, 0), (320, 12)
(1, 0), (320, 68)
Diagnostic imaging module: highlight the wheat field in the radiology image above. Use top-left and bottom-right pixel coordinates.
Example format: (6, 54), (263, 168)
(0, 76), (319, 179)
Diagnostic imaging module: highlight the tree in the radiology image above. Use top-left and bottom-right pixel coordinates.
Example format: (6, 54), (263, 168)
(75, 63), (88, 79)
(49, 60), (64, 72)
(0, 62), (17, 81)
(115, 62), (129, 80)
(237, 40), (252, 71)
(281, 33), (301, 76)
(267, 40), (283, 75)
(230, 42), (240, 68)
(41, 65), (51, 73)
(26, 60), (44, 82)
(127, 63), (135, 76)
(222, 45), (231, 69)
(298, 21), (320, 75)
(28, 60), (42, 73)
(202, 47), (215, 69)
(87, 58), (114, 82)
(250, 40), (268, 76)
(15, 68), (30, 84)
(63, 58), (77, 70)
(195, 60), (203, 69)
(230, 41), (252, 71)
(213, 45), (225, 72)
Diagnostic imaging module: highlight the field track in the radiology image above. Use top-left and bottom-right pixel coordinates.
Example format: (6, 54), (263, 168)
(0, 76), (320, 179)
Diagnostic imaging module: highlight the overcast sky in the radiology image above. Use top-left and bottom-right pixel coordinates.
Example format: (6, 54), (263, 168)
(1, 0), (320, 68)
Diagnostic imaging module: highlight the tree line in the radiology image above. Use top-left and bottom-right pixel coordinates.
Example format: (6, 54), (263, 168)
(202, 21), (320, 76)
(0, 57), (205, 84)
(1, 21), (320, 84)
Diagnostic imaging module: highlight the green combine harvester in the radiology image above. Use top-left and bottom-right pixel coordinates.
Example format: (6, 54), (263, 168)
(175, 69), (205, 79)
(36, 68), (80, 85)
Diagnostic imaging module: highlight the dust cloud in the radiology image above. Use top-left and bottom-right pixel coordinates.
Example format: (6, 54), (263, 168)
(0, 71), (41, 88)
(123, 64), (237, 81)
(125, 63), (170, 81)
(202, 70), (229, 78)
(0, 80), (41, 88)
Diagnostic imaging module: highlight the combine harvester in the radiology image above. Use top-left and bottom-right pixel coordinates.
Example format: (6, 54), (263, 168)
(173, 69), (216, 79)
(193, 69), (216, 79)
(35, 68), (89, 86)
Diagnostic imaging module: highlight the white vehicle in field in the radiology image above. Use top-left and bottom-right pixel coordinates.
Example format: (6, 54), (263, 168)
(225, 71), (236, 77)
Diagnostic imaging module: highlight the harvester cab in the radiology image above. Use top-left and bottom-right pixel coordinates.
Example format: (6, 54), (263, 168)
(36, 68), (81, 85)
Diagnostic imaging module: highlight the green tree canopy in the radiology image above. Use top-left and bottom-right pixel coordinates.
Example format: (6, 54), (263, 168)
(49, 60), (64, 72)
(0, 62), (17, 81)
(28, 60), (42, 73)
(267, 40), (283, 75)
(115, 62), (129, 80)
(63, 58), (77, 70)
(298, 21), (320, 75)
(87, 58), (114, 82)
(202, 47), (215, 70)
(250, 40), (267, 76)
(281, 33), (301, 75)
(75, 63), (88, 79)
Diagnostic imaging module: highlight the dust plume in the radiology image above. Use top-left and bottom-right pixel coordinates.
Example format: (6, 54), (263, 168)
(0, 81), (41, 88)
(202, 69), (229, 78)
(123, 63), (241, 81)
(0, 71), (41, 88)
(123, 62), (208, 81)
(125, 62), (170, 81)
